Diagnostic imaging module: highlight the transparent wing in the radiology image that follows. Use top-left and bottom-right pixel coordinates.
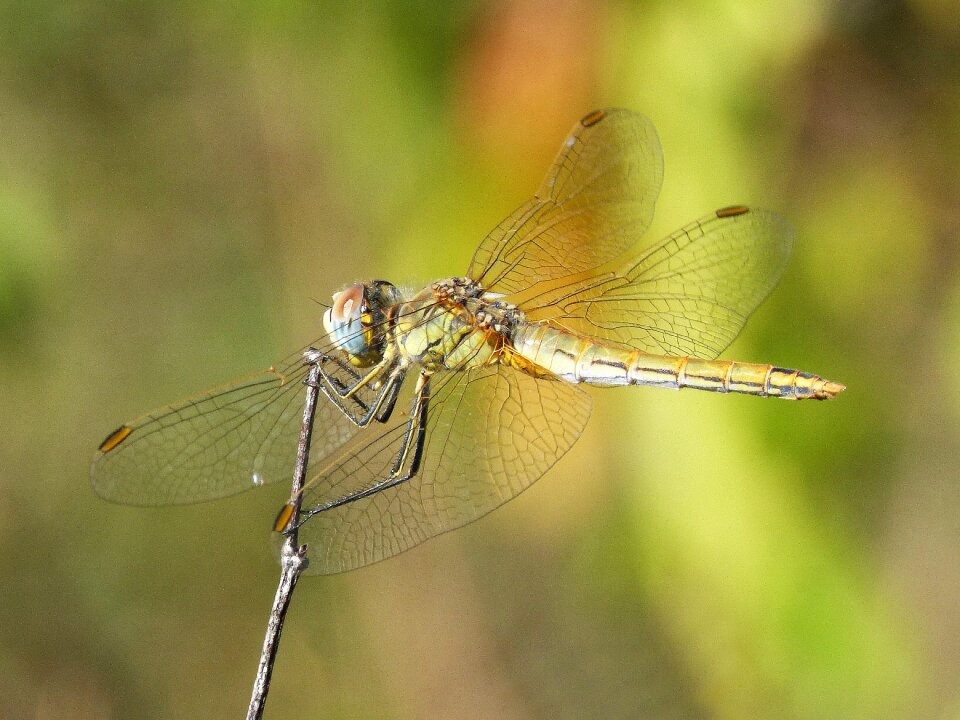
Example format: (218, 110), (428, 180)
(294, 364), (592, 575)
(91, 344), (364, 506)
(467, 108), (663, 293)
(511, 207), (794, 358)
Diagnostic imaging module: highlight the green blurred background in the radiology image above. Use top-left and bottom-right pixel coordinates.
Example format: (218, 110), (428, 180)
(1, 0), (958, 718)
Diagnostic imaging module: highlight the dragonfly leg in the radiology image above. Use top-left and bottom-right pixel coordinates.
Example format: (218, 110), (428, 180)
(374, 370), (403, 423)
(317, 347), (396, 401)
(388, 370), (430, 478)
(316, 351), (363, 383)
(294, 371), (431, 524)
(311, 366), (369, 420)
(317, 375), (370, 419)
(317, 362), (407, 428)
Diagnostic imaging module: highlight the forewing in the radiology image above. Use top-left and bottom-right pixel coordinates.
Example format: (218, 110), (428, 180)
(91, 346), (362, 506)
(468, 109), (663, 293)
(295, 365), (592, 574)
(516, 207), (794, 358)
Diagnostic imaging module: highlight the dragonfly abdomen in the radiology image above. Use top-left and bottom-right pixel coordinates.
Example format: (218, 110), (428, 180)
(511, 325), (844, 399)
(652, 357), (845, 400)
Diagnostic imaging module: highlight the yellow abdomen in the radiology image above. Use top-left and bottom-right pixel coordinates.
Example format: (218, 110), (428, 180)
(510, 324), (844, 400)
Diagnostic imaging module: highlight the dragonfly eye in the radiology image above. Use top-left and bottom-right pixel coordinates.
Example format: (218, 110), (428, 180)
(324, 284), (371, 359)
(324, 280), (402, 366)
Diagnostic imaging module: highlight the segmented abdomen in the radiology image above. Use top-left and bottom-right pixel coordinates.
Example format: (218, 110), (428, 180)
(510, 324), (844, 400)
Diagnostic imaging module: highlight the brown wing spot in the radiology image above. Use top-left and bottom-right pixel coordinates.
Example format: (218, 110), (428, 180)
(716, 205), (750, 218)
(98, 425), (133, 453)
(580, 109), (607, 127)
(273, 502), (296, 533)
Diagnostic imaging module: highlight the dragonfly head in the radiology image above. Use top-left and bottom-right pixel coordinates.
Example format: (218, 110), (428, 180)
(324, 280), (401, 367)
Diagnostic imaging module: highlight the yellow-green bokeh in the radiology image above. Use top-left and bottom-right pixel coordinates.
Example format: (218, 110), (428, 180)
(1, 1), (957, 718)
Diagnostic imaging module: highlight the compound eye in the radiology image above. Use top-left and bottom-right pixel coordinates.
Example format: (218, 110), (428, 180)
(331, 284), (364, 325)
(323, 284), (369, 357)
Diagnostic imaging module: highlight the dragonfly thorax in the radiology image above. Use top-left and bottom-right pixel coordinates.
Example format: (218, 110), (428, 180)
(389, 277), (525, 372)
(432, 277), (524, 334)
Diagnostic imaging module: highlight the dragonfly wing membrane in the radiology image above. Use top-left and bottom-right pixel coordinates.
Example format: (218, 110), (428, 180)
(517, 207), (794, 358)
(91, 346), (363, 506)
(468, 109), (663, 294)
(295, 365), (592, 574)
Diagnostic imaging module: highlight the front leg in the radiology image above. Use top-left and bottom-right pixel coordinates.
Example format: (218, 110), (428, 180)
(318, 346), (396, 401)
(315, 360), (407, 428)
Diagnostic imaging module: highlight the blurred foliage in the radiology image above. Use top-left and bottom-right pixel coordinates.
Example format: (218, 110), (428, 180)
(1, 0), (959, 718)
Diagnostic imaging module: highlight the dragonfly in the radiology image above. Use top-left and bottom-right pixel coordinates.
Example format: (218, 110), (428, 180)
(92, 108), (845, 574)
